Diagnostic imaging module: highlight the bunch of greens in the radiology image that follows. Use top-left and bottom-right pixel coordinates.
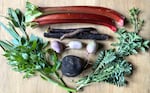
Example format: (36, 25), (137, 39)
(0, 8), (76, 93)
(112, 8), (149, 56)
(76, 8), (150, 90)
(129, 8), (144, 33)
(112, 28), (150, 56)
(77, 50), (132, 90)
(25, 1), (42, 23)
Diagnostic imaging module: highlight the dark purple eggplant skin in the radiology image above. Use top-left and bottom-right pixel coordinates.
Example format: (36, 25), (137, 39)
(61, 55), (85, 77)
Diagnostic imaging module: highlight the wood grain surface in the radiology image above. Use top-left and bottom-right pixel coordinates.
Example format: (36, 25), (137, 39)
(0, 0), (150, 93)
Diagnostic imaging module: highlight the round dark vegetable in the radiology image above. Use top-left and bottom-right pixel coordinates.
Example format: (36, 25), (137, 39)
(61, 55), (84, 77)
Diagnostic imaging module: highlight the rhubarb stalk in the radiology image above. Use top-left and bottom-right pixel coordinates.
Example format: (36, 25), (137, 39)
(26, 2), (125, 26)
(32, 13), (117, 31)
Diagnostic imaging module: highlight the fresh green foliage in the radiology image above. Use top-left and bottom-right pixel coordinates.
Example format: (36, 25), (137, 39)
(25, 1), (42, 23)
(4, 36), (53, 78)
(77, 8), (150, 90)
(0, 22), (20, 40)
(0, 8), (76, 93)
(7, 8), (27, 37)
(112, 8), (150, 56)
(129, 8), (144, 33)
(0, 40), (13, 50)
(77, 50), (132, 90)
(112, 28), (150, 56)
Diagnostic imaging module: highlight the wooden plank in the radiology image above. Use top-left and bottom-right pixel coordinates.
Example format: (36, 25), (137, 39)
(0, 0), (150, 93)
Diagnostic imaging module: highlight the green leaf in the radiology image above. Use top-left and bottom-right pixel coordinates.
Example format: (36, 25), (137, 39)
(140, 47), (146, 52)
(0, 41), (13, 50)
(25, 1), (42, 23)
(31, 40), (37, 50)
(143, 40), (150, 48)
(29, 34), (38, 41)
(0, 22), (20, 40)
(21, 53), (29, 60)
(132, 49), (138, 54)
(55, 61), (61, 70)
(7, 8), (27, 37)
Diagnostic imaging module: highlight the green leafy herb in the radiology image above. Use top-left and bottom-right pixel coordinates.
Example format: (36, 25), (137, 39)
(112, 8), (150, 56)
(8, 8), (27, 37)
(77, 50), (132, 90)
(77, 8), (149, 90)
(0, 8), (76, 93)
(0, 22), (20, 40)
(129, 8), (144, 33)
(112, 28), (150, 56)
(25, 1), (42, 23)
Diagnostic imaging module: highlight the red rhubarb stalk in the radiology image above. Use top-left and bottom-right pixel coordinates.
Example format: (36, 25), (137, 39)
(33, 13), (117, 31)
(39, 6), (125, 26)
(34, 13), (115, 22)
(38, 19), (116, 32)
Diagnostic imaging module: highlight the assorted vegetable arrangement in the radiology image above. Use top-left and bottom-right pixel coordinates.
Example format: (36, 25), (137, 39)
(0, 1), (150, 93)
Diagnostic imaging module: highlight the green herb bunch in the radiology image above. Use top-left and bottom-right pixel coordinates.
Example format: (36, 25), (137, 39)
(77, 8), (150, 90)
(0, 8), (76, 93)
(77, 50), (132, 90)
(112, 28), (150, 56)
(112, 8), (150, 56)
(129, 8), (144, 33)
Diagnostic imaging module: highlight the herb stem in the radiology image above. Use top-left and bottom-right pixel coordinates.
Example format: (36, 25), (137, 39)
(134, 15), (138, 33)
(54, 72), (71, 93)
(40, 72), (76, 93)
(19, 26), (29, 39)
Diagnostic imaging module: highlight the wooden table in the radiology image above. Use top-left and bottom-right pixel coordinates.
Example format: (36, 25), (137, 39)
(0, 0), (150, 93)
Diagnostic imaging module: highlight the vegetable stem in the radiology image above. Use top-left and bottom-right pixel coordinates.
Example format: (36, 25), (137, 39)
(40, 72), (76, 93)
(54, 72), (72, 93)
(134, 15), (138, 33)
